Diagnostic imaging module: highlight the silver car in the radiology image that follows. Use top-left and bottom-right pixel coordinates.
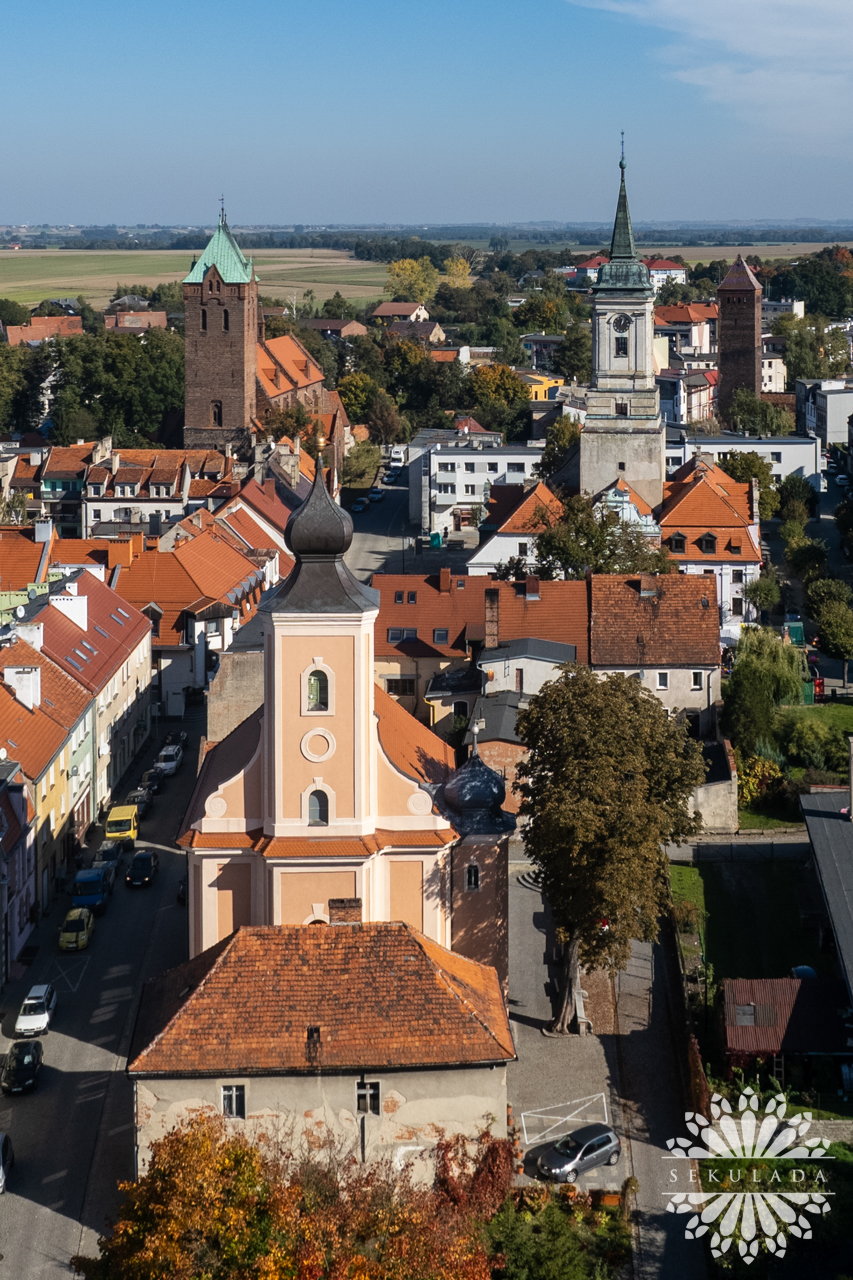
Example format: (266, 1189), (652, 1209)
(157, 744), (183, 775)
(536, 1122), (621, 1183)
(14, 984), (57, 1038)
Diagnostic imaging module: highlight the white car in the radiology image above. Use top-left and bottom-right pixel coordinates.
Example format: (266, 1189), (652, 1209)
(14, 984), (57, 1037)
(836, 474), (850, 488)
(157, 744), (183, 775)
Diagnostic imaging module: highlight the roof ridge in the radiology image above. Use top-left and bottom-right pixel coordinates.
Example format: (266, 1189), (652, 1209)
(411, 927), (515, 1058)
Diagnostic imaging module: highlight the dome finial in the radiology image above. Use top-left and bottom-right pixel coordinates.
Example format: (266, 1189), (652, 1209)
(619, 130), (626, 171)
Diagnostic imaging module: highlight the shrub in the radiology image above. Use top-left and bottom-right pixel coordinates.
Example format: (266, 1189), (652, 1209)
(738, 756), (784, 808)
(673, 898), (699, 932)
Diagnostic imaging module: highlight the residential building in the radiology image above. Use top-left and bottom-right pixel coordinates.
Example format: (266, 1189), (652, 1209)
(589, 574), (721, 735)
(574, 256), (609, 282)
(0, 636), (95, 914)
(802, 793), (853, 1000)
(517, 372), (564, 401)
(594, 476), (660, 538)
(761, 354), (786, 393)
(642, 259), (688, 291)
(386, 320), (446, 344)
(659, 456), (761, 639)
(717, 257), (762, 421)
(476, 637), (575, 699)
(519, 333), (566, 371)
(254, 334), (326, 419)
(656, 368), (718, 425)
(371, 302), (430, 323)
(722, 976), (847, 1064)
(410, 437), (545, 533)
(654, 303), (715, 356)
(0, 760), (35, 981)
(298, 318), (369, 339)
(177, 468), (514, 993)
(39, 444), (96, 536)
(665, 430), (821, 491)
(579, 155), (665, 509)
(103, 311), (168, 331)
(82, 447), (237, 535)
(797, 378), (853, 448)
(127, 920), (514, 1176)
(5, 315), (83, 347)
(761, 298), (804, 328)
(467, 482), (563, 577)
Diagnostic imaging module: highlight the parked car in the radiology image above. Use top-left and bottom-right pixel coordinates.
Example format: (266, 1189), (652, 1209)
(14, 984), (57, 1038)
(836, 474), (849, 488)
(384, 468), (400, 484)
(105, 804), (138, 850)
(96, 840), (121, 866)
(141, 766), (166, 794)
(126, 849), (160, 887)
(350, 498), (369, 513)
(536, 1123), (621, 1183)
(1, 1042), (43, 1094)
(72, 864), (114, 915)
(368, 488), (385, 502)
(157, 745), (183, 775)
(0, 1133), (14, 1190)
(125, 786), (152, 818)
(58, 907), (95, 951)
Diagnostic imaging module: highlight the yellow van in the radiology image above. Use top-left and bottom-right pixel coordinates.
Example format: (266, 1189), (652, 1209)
(104, 804), (138, 851)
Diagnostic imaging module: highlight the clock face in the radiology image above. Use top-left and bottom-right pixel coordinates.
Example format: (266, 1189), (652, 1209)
(613, 314), (632, 333)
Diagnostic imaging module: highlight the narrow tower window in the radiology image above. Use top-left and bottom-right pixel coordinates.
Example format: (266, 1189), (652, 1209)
(201, 308), (207, 332)
(307, 670), (328, 711)
(308, 790), (329, 826)
(466, 864), (480, 891)
(223, 309), (229, 332)
(211, 401), (222, 427)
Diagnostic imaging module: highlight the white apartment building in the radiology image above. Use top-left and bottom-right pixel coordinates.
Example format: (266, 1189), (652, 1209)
(665, 430), (822, 491)
(410, 438), (546, 533)
(761, 355), (787, 393)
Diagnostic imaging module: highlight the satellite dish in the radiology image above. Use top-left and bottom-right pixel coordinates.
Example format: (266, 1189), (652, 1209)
(16, 606), (24, 618)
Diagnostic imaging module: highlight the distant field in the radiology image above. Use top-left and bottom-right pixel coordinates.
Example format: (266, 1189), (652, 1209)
(458, 239), (853, 262)
(0, 248), (388, 308)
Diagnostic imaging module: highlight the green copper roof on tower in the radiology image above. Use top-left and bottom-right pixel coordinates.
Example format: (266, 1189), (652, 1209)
(595, 143), (651, 295)
(609, 141), (636, 261)
(183, 211), (255, 285)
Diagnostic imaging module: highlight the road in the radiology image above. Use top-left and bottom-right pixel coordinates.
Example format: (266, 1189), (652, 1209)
(0, 711), (201, 1276)
(345, 472), (481, 582)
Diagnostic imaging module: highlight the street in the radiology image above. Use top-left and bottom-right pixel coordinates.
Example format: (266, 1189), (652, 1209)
(0, 711), (201, 1276)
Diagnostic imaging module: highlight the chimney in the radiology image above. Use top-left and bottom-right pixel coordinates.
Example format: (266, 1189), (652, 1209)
(49, 591), (88, 632)
(328, 897), (362, 924)
(3, 665), (41, 711)
(34, 518), (53, 544)
(106, 539), (133, 569)
(265, 477), (276, 499)
(485, 588), (499, 649)
(525, 575), (540, 600)
(111, 452), (120, 475)
(439, 566), (451, 594)
(76, 437), (84, 446)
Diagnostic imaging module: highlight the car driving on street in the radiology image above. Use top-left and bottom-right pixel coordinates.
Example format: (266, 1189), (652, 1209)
(1, 1042), (43, 1094)
(14, 985), (57, 1038)
(126, 849), (160, 887)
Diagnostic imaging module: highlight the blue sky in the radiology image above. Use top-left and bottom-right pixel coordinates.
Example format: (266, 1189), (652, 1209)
(3, 0), (850, 225)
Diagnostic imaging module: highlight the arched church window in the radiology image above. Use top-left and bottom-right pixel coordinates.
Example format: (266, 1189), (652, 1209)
(466, 864), (480, 891)
(307, 670), (328, 711)
(223, 309), (229, 332)
(211, 401), (222, 427)
(308, 790), (328, 826)
(201, 308), (207, 332)
(216, 279), (221, 293)
(208, 280), (213, 293)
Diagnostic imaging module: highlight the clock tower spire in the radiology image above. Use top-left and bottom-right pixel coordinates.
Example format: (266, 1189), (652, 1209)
(579, 146), (665, 509)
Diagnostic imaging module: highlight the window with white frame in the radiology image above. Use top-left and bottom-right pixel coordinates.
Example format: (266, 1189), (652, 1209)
(221, 1085), (245, 1118)
(657, 672), (669, 690)
(356, 1081), (380, 1114)
(691, 671), (703, 690)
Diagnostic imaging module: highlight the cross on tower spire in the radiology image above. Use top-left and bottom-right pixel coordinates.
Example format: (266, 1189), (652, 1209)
(219, 195), (226, 226)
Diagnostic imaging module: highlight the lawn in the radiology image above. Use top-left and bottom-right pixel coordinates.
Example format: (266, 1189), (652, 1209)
(0, 248), (387, 309)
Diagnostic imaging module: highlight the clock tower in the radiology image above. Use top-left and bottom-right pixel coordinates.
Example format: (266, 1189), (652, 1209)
(579, 149), (665, 509)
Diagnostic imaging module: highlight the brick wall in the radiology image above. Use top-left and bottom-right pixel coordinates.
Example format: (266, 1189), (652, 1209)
(477, 740), (527, 813)
(183, 266), (257, 450)
(718, 288), (762, 421)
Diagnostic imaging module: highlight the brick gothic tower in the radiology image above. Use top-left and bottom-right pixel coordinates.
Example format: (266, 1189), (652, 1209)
(717, 255), (762, 422)
(182, 213), (260, 450)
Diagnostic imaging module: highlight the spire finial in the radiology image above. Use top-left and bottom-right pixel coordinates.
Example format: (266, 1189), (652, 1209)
(219, 195), (226, 226)
(620, 131), (626, 171)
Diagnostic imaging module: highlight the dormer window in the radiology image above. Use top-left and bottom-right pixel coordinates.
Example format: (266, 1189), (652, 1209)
(669, 532), (686, 554)
(90, 484), (101, 496)
(699, 533), (717, 555)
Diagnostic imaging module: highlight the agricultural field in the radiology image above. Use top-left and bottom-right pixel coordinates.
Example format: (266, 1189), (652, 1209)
(0, 248), (388, 309)
(455, 239), (853, 261)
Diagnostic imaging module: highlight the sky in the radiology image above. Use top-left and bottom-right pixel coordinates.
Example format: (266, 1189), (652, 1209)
(3, 0), (852, 226)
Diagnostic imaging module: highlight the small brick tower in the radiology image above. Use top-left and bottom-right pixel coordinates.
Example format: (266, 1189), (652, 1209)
(182, 211), (261, 450)
(717, 255), (762, 422)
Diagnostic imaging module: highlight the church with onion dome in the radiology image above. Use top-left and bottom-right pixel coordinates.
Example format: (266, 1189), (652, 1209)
(178, 451), (512, 984)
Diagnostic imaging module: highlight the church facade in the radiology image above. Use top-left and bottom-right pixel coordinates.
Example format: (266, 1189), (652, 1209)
(579, 155), (666, 510)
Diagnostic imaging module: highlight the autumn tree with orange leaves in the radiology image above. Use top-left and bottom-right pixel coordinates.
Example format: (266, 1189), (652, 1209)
(71, 1115), (513, 1280)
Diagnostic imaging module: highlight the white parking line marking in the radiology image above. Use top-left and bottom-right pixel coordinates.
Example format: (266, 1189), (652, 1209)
(45, 957), (90, 992)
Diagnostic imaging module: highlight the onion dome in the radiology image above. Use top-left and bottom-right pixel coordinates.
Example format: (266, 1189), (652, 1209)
(444, 737), (512, 833)
(286, 459), (353, 557)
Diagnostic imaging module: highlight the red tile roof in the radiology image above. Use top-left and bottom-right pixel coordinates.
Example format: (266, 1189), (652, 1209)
(654, 303), (717, 326)
(0, 528), (48, 590)
(257, 334), (324, 402)
(5, 316), (83, 346)
(608, 477), (653, 516)
(642, 259), (686, 271)
(127, 923), (514, 1076)
(0, 638), (91, 731)
(35, 571), (151, 693)
(660, 458), (760, 563)
(496, 482), (562, 534)
(372, 302), (426, 318)
(590, 575), (721, 667)
(576, 256), (609, 269)
(375, 685), (455, 786)
(235, 478), (296, 536)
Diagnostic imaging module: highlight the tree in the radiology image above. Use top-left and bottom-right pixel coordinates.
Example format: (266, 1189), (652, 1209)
(384, 257), (440, 302)
(718, 451), (780, 520)
(656, 279), (700, 305)
(343, 333), (385, 383)
(336, 371), (380, 422)
(320, 290), (358, 319)
(442, 258), (472, 289)
(0, 298), (30, 328)
(511, 293), (568, 333)
(536, 415), (581, 480)
(776, 314), (852, 383)
(469, 363), (529, 414)
(777, 471), (819, 517)
(721, 628), (804, 755)
(366, 389), (407, 444)
(786, 537), (827, 581)
(834, 497), (853, 539)
(534, 495), (673, 578)
(515, 667), (704, 1032)
(72, 1114), (507, 1280)
(260, 399), (318, 450)
(743, 574), (781, 613)
(340, 439), (380, 486)
(805, 575), (852, 622)
(819, 600), (853, 687)
(729, 388), (794, 436)
(552, 320), (592, 383)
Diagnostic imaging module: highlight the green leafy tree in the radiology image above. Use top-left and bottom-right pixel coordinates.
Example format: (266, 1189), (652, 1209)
(321, 290), (358, 319)
(778, 472), (819, 517)
(552, 320), (592, 383)
(743, 575), (781, 614)
(786, 538), (827, 581)
(534, 495), (673, 578)
(729, 388), (794, 435)
(469, 363), (529, 438)
(337, 371), (380, 422)
(260, 399), (317, 451)
(721, 628), (804, 754)
(340, 439), (380, 486)
(0, 298), (30, 328)
(718, 452), (780, 520)
(819, 600), (853, 687)
(515, 667), (704, 1032)
(512, 293), (568, 333)
(384, 257), (440, 302)
(805, 575), (852, 621)
(656, 279), (700, 304)
(343, 333), (385, 384)
(536, 416), (581, 480)
(366, 389), (407, 444)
